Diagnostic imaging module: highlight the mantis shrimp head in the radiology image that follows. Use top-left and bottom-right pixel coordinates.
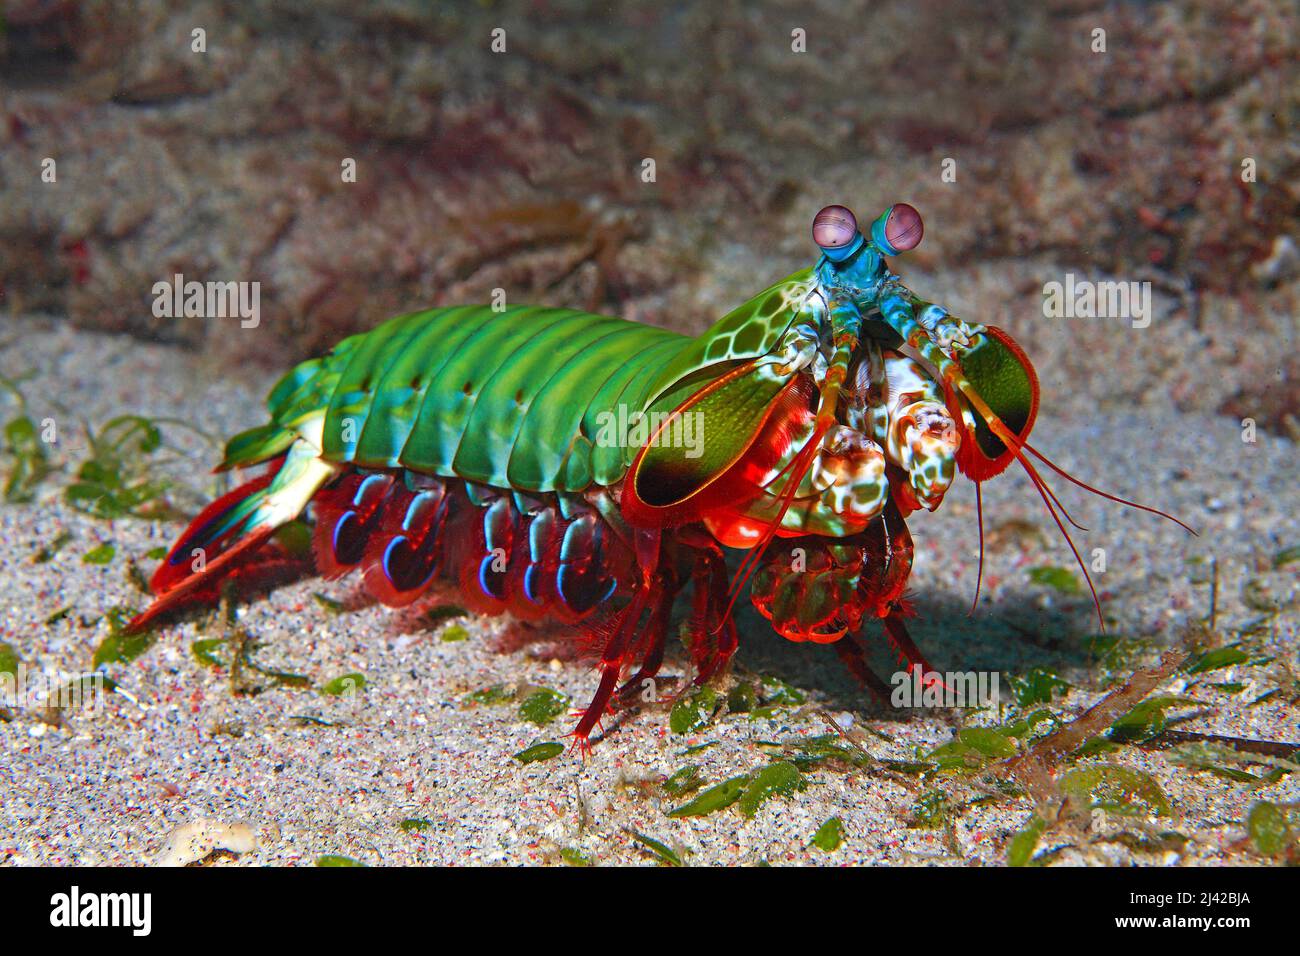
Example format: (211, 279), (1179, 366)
(814, 202), (924, 264)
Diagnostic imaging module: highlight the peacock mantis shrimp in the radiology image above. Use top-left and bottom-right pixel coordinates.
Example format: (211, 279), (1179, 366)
(128, 203), (1192, 749)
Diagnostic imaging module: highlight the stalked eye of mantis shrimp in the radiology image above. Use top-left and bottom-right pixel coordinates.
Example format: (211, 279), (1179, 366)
(127, 202), (1195, 752)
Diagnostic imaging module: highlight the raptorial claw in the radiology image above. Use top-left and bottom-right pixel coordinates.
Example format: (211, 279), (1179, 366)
(915, 302), (974, 352)
(891, 405), (959, 511)
(809, 425), (889, 522)
(773, 322), (825, 377)
(880, 354), (960, 512)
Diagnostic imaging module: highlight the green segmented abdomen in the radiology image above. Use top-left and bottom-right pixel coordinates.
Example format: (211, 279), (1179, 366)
(266, 306), (691, 493)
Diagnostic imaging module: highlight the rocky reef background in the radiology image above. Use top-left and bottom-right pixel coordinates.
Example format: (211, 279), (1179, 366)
(1, 0), (1296, 433)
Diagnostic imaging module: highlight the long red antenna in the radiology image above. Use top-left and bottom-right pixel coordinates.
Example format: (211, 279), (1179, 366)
(1022, 440), (1198, 536)
(969, 481), (985, 617)
(951, 377), (1194, 631)
(1031, 464), (1090, 532)
(1012, 448), (1106, 630)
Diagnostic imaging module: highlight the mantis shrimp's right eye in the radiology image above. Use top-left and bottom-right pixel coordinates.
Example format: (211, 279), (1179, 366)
(883, 203), (924, 252)
(812, 205), (859, 250)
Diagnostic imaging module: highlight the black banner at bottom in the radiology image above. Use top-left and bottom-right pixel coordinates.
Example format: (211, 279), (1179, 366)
(0, 864), (1279, 943)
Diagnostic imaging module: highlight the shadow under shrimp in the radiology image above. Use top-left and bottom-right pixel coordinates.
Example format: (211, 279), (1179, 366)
(729, 590), (1102, 719)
